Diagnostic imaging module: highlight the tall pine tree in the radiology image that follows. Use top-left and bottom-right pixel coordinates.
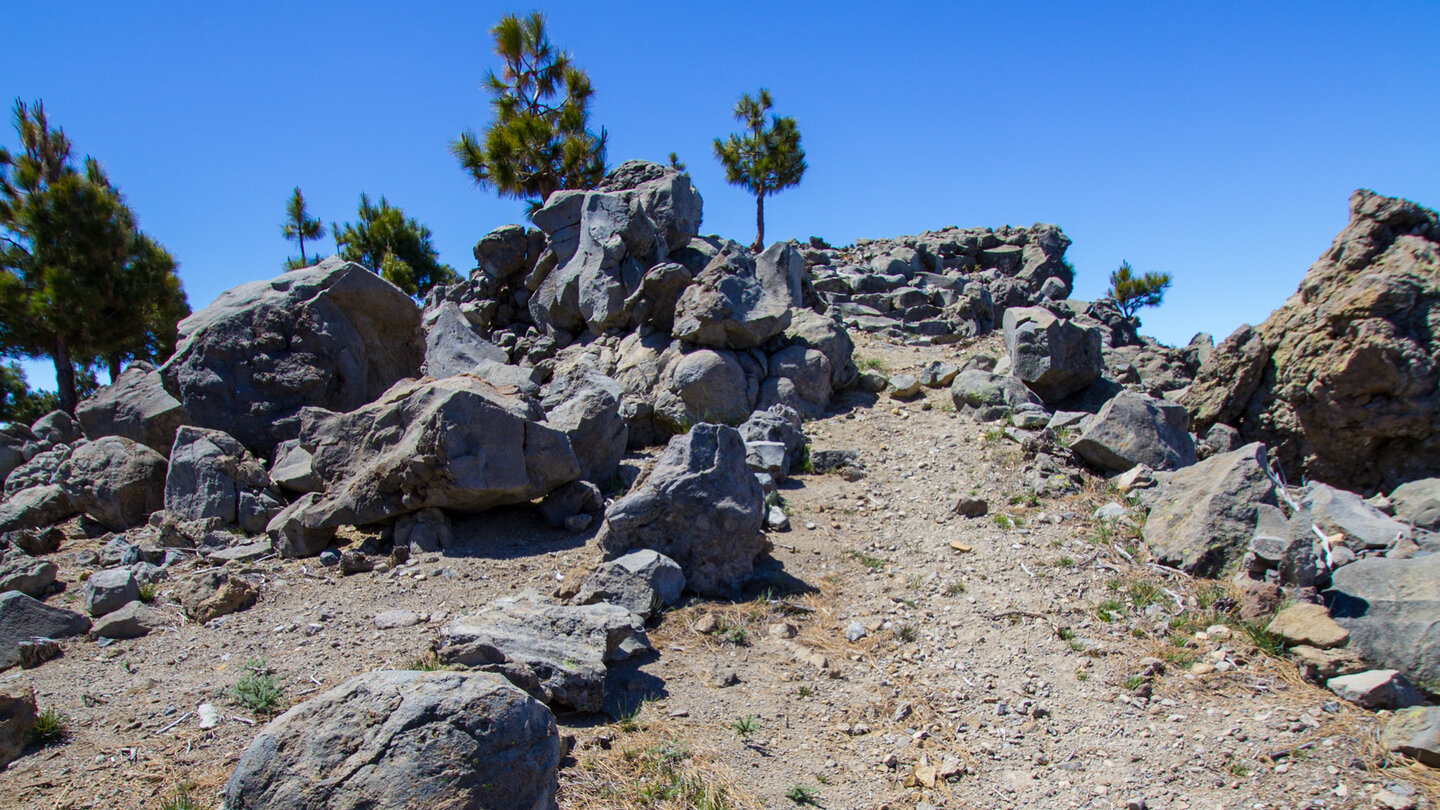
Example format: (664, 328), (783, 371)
(713, 89), (806, 251)
(332, 194), (458, 298)
(282, 186), (326, 269)
(451, 11), (607, 211)
(0, 100), (187, 412)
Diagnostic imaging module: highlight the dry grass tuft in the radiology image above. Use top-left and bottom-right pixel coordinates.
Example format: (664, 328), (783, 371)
(559, 704), (764, 810)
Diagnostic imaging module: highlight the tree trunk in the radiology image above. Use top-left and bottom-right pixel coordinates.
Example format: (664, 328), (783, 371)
(298, 234), (306, 267)
(54, 336), (77, 415)
(753, 194), (765, 252)
(107, 353), (122, 384)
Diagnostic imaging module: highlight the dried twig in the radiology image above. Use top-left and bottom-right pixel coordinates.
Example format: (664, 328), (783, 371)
(154, 711), (193, 736)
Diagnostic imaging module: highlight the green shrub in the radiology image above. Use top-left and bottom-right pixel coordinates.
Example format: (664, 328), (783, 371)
(27, 707), (68, 746)
(232, 659), (284, 715)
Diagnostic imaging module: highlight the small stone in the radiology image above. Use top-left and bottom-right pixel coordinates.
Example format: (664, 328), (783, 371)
(374, 609), (424, 630)
(765, 505), (790, 531)
(845, 621), (868, 642)
(888, 375), (921, 399)
(197, 702), (220, 729)
(805, 521), (818, 531)
(1375, 788), (1418, 810)
(564, 514), (593, 532)
(1328, 670), (1425, 710)
(693, 613), (719, 634)
(318, 548), (341, 567)
(1267, 603), (1350, 649)
(882, 752), (899, 769)
(768, 622), (797, 639)
(1126, 799), (1148, 810)
(948, 540), (973, 552)
(951, 496), (988, 518)
(708, 664), (739, 688)
(1205, 624), (1233, 641)
(1189, 663), (1216, 675)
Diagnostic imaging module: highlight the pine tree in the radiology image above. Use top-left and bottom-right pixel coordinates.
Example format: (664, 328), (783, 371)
(332, 194), (458, 298)
(451, 11), (607, 210)
(0, 100), (187, 412)
(1107, 261), (1172, 319)
(282, 187), (325, 269)
(713, 89), (807, 251)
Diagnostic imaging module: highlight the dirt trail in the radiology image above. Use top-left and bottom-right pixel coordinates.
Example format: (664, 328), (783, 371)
(0, 333), (1425, 810)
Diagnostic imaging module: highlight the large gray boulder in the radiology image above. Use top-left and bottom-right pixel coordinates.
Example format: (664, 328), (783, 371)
(160, 259), (424, 456)
(420, 301), (508, 379)
(3, 443), (71, 497)
(1303, 482), (1414, 551)
(949, 369), (1043, 422)
(785, 308), (858, 390)
(672, 250), (793, 349)
(0, 549), (56, 598)
(529, 162), (702, 334)
(1142, 443), (1277, 577)
(164, 426), (270, 525)
(755, 241), (809, 309)
(1329, 553), (1440, 690)
(0, 485), (76, 533)
(75, 362), (188, 455)
(56, 437), (166, 531)
(653, 349), (755, 432)
(282, 375), (579, 541)
(758, 344), (832, 419)
(82, 568), (140, 618)
(1003, 307), (1103, 403)
(574, 549), (686, 619)
(540, 369), (626, 484)
(223, 670), (560, 810)
(0, 590), (90, 669)
(1391, 478), (1440, 531)
(596, 424), (767, 596)
(1070, 391), (1197, 473)
(439, 596), (651, 712)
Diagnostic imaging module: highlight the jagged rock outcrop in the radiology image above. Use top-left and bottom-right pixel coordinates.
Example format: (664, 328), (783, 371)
(804, 224), (1073, 342)
(1182, 190), (1440, 493)
(596, 424), (767, 596)
(1141, 443), (1277, 576)
(160, 259), (425, 456)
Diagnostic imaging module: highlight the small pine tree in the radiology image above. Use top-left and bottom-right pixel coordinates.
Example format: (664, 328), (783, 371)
(281, 187), (325, 268)
(332, 194), (458, 298)
(713, 89), (806, 251)
(451, 11), (607, 211)
(1107, 261), (1172, 319)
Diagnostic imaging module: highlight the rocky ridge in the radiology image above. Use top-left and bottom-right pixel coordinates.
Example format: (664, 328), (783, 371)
(0, 182), (1437, 809)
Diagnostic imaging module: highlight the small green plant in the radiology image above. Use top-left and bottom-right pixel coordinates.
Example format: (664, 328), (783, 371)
(1075, 671), (1089, 682)
(846, 549), (887, 571)
(785, 785), (821, 805)
(896, 625), (917, 643)
(731, 714), (758, 740)
(1057, 556), (1075, 568)
(1008, 493), (1040, 507)
(857, 356), (886, 371)
(943, 580), (966, 596)
(724, 625), (750, 646)
(1056, 627), (1076, 641)
(1095, 598), (1125, 623)
(232, 659), (284, 716)
(137, 582), (157, 603)
(794, 443), (814, 474)
(1127, 581), (1163, 608)
(797, 685), (814, 698)
(155, 784), (209, 810)
(983, 428), (1005, 443)
(1131, 627), (1147, 639)
(1122, 675), (1147, 691)
(617, 705), (643, 734)
(992, 514), (1014, 529)
(1239, 620), (1285, 658)
(1229, 761), (1251, 778)
(1069, 639), (1086, 652)
(27, 707), (68, 747)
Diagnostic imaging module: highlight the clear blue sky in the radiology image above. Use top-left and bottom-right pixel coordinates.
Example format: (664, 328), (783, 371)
(6, 1), (1438, 390)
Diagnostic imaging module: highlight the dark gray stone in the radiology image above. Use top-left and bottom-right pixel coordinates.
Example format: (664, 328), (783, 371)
(1142, 443), (1277, 577)
(575, 549), (685, 619)
(223, 670), (560, 810)
(1070, 391), (1197, 473)
(57, 437), (166, 531)
(1003, 307), (1103, 403)
(0, 590), (90, 669)
(1329, 553), (1440, 691)
(83, 568), (140, 618)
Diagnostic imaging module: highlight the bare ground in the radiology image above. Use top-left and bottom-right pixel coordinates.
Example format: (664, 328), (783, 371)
(0, 333), (1432, 810)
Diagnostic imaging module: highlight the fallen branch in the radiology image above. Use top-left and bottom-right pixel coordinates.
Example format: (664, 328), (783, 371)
(154, 711), (193, 736)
